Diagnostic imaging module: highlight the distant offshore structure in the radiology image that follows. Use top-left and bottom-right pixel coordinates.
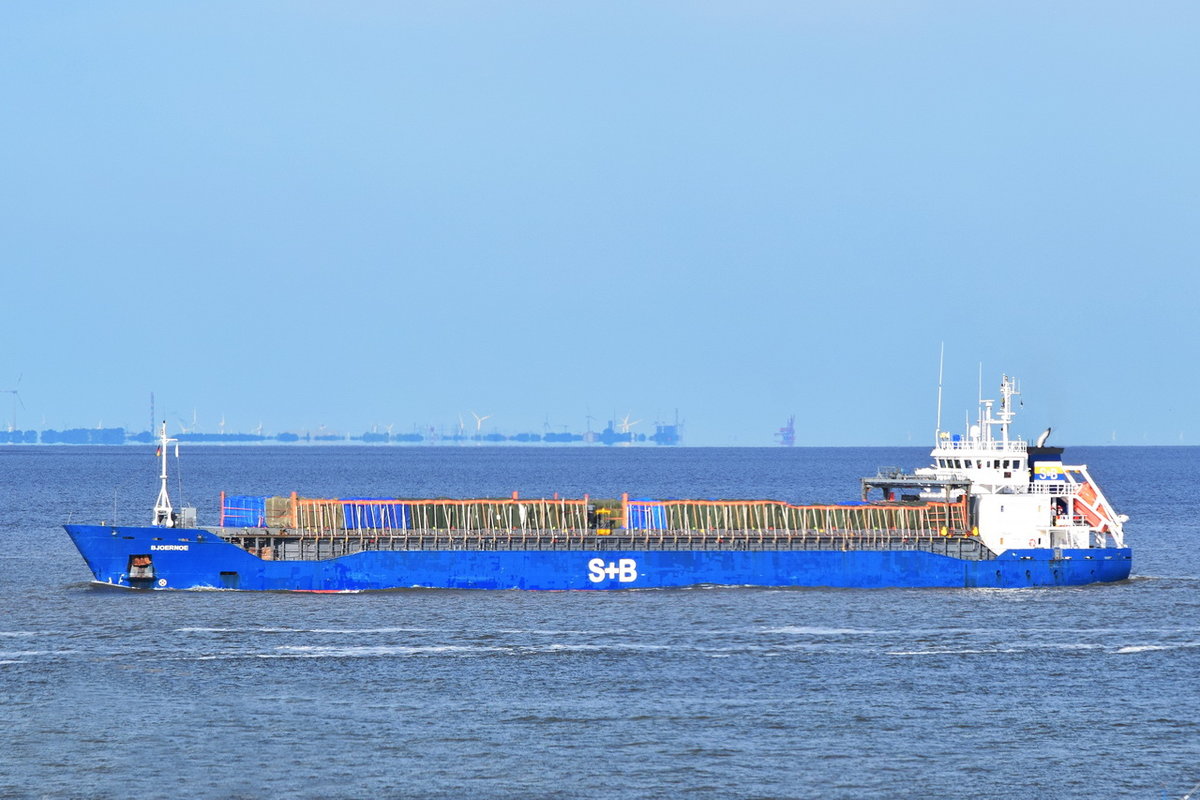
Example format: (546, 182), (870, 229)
(0, 417), (685, 446)
(775, 415), (796, 446)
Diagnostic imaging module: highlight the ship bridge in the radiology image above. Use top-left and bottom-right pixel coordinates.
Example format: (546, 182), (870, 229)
(923, 374), (1033, 494)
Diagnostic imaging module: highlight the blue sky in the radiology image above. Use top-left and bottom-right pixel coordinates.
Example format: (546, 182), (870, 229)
(1, 2), (1196, 445)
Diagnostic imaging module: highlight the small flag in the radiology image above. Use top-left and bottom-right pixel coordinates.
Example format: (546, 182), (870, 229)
(155, 446), (162, 457)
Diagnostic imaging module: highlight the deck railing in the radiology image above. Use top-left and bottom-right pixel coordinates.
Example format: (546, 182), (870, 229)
(934, 440), (1028, 452)
(1027, 482), (1081, 496)
(219, 525), (986, 562)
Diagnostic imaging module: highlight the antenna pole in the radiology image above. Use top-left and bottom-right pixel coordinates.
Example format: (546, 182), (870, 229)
(935, 342), (944, 441)
(977, 362), (984, 438)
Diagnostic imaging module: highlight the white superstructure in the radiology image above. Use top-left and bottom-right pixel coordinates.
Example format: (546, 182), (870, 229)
(884, 375), (1126, 555)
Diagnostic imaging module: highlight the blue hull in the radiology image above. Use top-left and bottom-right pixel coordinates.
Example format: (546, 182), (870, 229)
(64, 524), (1133, 591)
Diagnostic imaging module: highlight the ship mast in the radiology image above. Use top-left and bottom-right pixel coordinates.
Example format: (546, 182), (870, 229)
(997, 374), (1018, 446)
(152, 420), (177, 527)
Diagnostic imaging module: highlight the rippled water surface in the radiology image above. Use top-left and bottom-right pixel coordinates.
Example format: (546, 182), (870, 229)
(1, 446), (1197, 798)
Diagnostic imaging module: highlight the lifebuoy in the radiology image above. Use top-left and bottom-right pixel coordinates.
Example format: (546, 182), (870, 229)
(1028, 539), (1036, 547)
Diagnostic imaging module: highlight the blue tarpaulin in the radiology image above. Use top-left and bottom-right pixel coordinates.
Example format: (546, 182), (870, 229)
(223, 495), (267, 527)
(341, 499), (410, 530)
(626, 501), (669, 530)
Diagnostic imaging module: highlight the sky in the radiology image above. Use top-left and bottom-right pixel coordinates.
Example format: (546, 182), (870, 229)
(1, 1), (1197, 445)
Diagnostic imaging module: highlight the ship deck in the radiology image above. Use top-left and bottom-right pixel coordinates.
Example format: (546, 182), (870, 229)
(209, 527), (996, 562)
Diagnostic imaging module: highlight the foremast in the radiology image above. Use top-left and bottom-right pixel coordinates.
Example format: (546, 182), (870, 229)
(152, 421), (177, 527)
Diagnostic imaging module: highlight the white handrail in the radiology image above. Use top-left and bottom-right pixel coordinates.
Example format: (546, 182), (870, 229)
(1027, 482), (1081, 496)
(935, 440), (1028, 452)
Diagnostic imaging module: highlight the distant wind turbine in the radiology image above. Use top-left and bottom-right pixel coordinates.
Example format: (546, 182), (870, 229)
(2, 374), (24, 433)
(175, 408), (199, 434)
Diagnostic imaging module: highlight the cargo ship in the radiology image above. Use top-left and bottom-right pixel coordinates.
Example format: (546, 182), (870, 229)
(64, 376), (1131, 591)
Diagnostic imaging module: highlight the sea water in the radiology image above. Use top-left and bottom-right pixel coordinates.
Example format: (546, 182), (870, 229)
(0, 446), (1197, 799)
